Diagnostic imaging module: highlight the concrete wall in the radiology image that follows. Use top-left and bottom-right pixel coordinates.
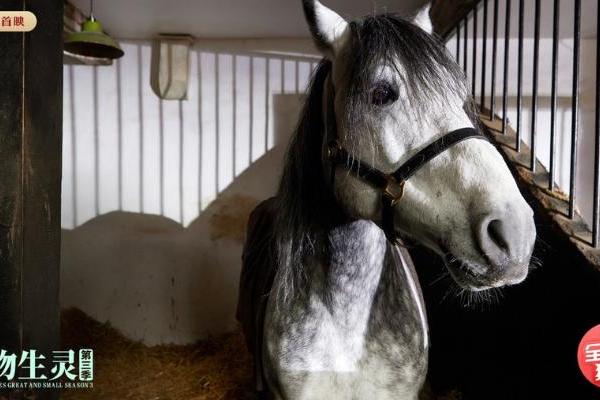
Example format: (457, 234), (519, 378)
(61, 38), (319, 345)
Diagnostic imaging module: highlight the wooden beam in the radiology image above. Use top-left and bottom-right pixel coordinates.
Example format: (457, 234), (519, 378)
(0, 0), (26, 356)
(0, 1), (63, 399)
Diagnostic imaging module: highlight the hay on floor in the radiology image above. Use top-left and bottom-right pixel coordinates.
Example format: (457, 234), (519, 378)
(61, 308), (254, 400)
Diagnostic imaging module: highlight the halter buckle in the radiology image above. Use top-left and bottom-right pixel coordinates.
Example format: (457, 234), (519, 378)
(327, 140), (343, 162)
(383, 178), (405, 205)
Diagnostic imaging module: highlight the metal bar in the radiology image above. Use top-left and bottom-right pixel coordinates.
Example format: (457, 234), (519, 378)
(593, 0), (600, 246)
(93, 66), (99, 215)
(214, 56), (220, 194)
(502, 0), (511, 133)
(569, 0), (582, 219)
(233, 55), (237, 177)
(481, 0), (488, 111)
(549, 0), (560, 190)
(516, 0), (524, 151)
(265, 59), (270, 152)
(490, 0), (498, 120)
(197, 51), (202, 212)
(456, 25), (461, 64)
(472, 6), (478, 99)
(464, 18), (468, 73)
(530, 0), (541, 172)
(249, 56), (254, 162)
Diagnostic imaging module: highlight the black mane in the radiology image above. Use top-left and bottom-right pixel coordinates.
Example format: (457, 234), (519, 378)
(273, 60), (335, 303)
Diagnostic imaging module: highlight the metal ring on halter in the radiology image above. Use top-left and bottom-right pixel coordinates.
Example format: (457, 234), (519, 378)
(382, 178), (405, 206)
(327, 140), (343, 161)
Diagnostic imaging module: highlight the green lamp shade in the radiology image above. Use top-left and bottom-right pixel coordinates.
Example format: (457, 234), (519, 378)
(65, 18), (123, 59)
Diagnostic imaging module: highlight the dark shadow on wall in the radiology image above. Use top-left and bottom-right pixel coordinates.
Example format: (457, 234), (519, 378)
(60, 92), (305, 346)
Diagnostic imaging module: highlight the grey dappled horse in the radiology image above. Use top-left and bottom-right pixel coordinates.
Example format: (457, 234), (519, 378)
(237, 1), (536, 399)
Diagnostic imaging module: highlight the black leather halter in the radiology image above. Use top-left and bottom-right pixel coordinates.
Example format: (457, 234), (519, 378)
(323, 76), (489, 241)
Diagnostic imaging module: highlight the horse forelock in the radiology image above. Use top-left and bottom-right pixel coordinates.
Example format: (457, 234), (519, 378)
(341, 14), (472, 135)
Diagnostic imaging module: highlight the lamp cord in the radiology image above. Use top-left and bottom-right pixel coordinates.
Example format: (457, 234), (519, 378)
(90, 0), (95, 21)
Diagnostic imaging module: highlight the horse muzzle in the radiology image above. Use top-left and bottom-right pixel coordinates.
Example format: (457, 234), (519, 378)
(448, 202), (536, 291)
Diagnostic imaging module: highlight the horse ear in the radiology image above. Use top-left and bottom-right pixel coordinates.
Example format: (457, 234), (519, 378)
(412, 2), (433, 35)
(302, 0), (349, 59)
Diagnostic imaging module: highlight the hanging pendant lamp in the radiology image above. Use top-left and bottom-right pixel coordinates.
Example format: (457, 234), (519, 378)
(64, 0), (124, 59)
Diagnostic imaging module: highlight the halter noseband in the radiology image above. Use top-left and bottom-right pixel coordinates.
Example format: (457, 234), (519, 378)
(323, 75), (489, 242)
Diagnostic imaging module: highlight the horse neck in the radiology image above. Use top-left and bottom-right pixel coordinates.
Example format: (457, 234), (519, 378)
(311, 219), (389, 319)
(313, 219), (429, 351)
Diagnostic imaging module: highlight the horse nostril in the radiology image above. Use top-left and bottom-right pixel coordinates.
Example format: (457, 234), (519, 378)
(476, 209), (535, 271)
(477, 216), (514, 264)
(487, 219), (509, 252)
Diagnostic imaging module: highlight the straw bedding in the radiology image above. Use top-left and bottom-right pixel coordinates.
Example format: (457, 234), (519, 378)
(61, 308), (254, 400)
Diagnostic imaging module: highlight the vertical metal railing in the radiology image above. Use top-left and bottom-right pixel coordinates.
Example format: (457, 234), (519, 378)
(569, 0), (582, 219)
(594, 0), (600, 247)
(472, 6), (478, 97)
(464, 18), (468, 73)
(549, 0), (560, 191)
(456, 24), (461, 66)
(502, 0), (511, 133)
(443, 0), (598, 248)
(516, 0), (524, 152)
(530, 0), (541, 172)
(490, 0), (498, 120)
(481, 0), (488, 111)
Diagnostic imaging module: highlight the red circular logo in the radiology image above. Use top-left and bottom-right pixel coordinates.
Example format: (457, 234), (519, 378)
(578, 324), (600, 388)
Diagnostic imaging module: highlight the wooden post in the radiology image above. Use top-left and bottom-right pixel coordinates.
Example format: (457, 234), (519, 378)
(0, 1), (63, 399)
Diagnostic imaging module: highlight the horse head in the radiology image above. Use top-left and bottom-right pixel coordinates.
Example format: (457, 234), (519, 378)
(301, 0), (536, 291)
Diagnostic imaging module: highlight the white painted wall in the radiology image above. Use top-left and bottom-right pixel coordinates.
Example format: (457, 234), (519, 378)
(61, 38), (319, 345)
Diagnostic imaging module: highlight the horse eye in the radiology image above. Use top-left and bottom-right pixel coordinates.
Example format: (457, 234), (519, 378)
(371, 82), (398, 106)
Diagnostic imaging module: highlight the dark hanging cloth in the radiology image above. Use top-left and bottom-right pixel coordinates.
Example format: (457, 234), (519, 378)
(236, 197), (279, 397)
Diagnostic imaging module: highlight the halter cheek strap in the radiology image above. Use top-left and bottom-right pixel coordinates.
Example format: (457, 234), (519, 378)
(323, 76), (489, 241)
